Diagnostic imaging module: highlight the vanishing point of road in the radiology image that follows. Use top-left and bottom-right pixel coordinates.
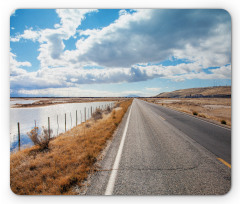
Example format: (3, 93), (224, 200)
(86, 99), (231, 195)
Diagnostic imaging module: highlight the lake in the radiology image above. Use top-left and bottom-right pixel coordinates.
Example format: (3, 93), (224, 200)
(10, 101), (115, 151)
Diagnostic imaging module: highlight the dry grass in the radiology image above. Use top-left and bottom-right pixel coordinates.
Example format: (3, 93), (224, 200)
(10, 99), (132, 195)
(155, 86), (231, 98)
(143, 98), (231, 127)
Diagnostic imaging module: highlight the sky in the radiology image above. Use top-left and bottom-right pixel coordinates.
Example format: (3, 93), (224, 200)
(10, 9), (231, 97)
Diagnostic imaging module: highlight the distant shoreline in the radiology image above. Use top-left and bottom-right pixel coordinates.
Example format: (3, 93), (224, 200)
(10, 97), (122, 108)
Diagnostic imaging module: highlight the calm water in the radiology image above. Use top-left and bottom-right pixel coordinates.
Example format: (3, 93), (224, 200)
(10, 101), (115, 151)
(10, 99), (38, 105)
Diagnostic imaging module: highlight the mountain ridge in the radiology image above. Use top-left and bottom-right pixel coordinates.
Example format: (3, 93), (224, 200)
(155, 86), (231, 98)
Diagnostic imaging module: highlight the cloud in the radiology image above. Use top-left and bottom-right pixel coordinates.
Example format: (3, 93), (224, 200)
(46, 33), (65, 59)
(169, 64), (231, 81)
(17, 87), (147, 97)
(11, 9), (98, 68)
(36, 9), (98, 67)
(10, 60), (231, 94)
(119, 9), (128, 16)
(10, 28), (40, 42)
(10, 9), (231, 96)
(72, 9), (231, 68)
(10, 37), (20, 42)
(10, 52), (31, 76)
(11, 9), (231, 70)
(56, 9), (98, 37)
(20, 28), (40, 41)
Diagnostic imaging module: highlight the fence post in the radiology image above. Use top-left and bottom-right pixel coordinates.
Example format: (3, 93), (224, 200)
(17, 122), (20, 151)
(91, 106), (92, 117)
(76, 110), (77, 126)
(57, 115), (59, 136)
(84, 107), (86, 122)
(80, 110), (82, 123)
(48, 117), (50, 139)
(65, 113), (66, 132)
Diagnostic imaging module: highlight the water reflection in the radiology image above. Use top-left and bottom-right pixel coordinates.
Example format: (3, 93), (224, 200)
(10, 101), (115, 151)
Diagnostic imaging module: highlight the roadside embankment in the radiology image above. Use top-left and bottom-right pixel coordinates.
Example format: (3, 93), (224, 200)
(10, 99), (132, 195)
(143, 98), (231, 127)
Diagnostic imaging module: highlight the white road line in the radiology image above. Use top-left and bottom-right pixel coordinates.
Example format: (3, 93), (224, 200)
(104, 101), (133, 195)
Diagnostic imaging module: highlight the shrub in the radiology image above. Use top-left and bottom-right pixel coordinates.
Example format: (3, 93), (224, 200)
(221, 120), (227, 125)
(85, 123), (91, 128)
(92, 109), (103, 121)
(114, 103), (120, 108)
(192, 111), (198, 116)
(105, 106), (112, 114)
(27, 127), (51, 150)
(199, 114), (206, 118)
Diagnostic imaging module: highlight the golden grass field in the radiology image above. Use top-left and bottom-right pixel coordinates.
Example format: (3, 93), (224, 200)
(10, 99), (132, 195)
(144, 98), (231, 127)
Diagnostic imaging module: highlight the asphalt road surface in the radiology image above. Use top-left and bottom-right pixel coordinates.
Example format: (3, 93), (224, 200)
(86, 99), (231, 195)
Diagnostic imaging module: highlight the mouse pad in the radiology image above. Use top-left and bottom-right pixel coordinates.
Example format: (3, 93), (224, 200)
(10, 9), (231, 195)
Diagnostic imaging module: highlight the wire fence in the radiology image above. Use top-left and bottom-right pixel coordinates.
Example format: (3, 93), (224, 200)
(10, 102), (115, 152)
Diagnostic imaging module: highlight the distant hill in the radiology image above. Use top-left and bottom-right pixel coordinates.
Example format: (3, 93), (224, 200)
(155, 86), (231, 98)
(126, 94), (140, 98)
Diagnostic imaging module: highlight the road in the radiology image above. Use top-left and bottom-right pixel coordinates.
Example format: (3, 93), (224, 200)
(86, 99), (231, 195)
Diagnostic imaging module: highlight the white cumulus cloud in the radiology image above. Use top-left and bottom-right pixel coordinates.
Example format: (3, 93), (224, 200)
(10, 9), (231, 96)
